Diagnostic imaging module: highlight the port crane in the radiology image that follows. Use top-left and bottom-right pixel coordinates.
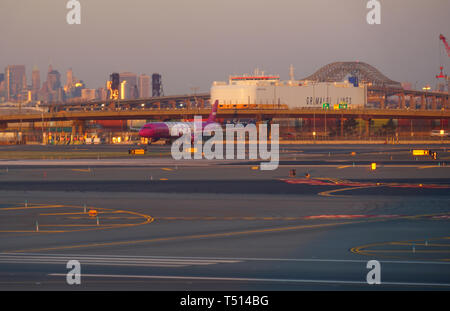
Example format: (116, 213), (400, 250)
(440, 34), (450, 57)
(436, 34), (450, 92)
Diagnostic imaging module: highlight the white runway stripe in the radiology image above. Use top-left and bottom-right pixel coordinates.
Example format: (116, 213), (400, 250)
(1, 253), (448, 265)
(47, 273), (450, 288)
(0, 254), (240, 268)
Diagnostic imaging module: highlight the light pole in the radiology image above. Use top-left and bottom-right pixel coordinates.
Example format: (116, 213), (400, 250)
(422, 86), (431, 109)
(312, 82), (316, 139)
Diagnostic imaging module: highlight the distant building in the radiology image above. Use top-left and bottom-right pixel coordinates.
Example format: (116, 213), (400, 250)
(32, 67), (40, 91)
(81, 88), (96, 101)
(31, 66), (40, 100)
(64, 69), (85, 100)
(47, 67), (62, 91)
(97, 87), (107, 100)
(0, 74), (4, 100)
(401, 82), (412, 90)
(39, 65), (64, 102)
(139, 74), (151, 98)
(120, 72), (138, 99)
(106, 73), (120, 100)
(211, 71), (366, 109)
(5, 65), (26, 101)
(152, 73), (164, 97)
(66, 68), (74, 89)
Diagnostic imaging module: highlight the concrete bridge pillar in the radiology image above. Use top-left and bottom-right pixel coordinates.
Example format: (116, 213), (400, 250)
(365, 118), (371, 137)
(432, 96), (437, 110)
(72, 120), (84, 136)
(409, 95), (416, 109)
(420, 95), (426, 110)
(199, 98), (205, 108)
(400, 93), (406, 109)
(185, 100), (192, 109)
(380, 96), (385, 109)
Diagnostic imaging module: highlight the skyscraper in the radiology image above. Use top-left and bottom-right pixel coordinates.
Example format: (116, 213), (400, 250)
(139, 74), (150, 98)
(0, 74), (4, 99)
(120, 72), (138, 99)
(31, 66), (40, 101)
(47, 66), (61, 91)
(152, 73), (164, 97)
(32, 66), (40, 91)
(5, 65), (26, 101)
(39, 65), (63, 102)
(66, 68), (74, 88)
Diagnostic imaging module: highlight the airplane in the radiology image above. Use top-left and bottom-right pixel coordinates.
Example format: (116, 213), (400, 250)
(138, 100), (219, 145)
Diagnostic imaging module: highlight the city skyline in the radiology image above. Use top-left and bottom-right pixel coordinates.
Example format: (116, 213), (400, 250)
(0, 63), (156, 102)
(1, 0), (449, 95)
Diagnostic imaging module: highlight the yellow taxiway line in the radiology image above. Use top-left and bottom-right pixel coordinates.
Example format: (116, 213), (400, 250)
(318, 186), (379, 197)
(5, 219), (381, 254)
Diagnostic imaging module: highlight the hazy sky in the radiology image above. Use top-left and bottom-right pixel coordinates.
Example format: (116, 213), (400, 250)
(1, 0), (449, 94)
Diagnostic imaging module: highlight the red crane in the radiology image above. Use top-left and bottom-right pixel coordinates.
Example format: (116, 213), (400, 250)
(440, 34), (450, 57)
(436, 34), (449, 80)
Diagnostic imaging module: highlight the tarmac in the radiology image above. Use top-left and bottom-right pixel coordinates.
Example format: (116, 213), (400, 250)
(0, 144), (449, 290)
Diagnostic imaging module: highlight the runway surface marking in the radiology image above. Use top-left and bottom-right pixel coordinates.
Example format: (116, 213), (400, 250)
(46, 273), (450, 288)
(154, 214), (404, 221)
(280, 177), (450, 197)
(3, 253), (449, 265)
(0, 203), (153, 233)
(281, 178), (450, 189)
(71, 168), (91, 172)
(1, 157), (449, 168)
(318, 186), (378, 197)
(0, 254), (240, 268)
(351, 236), (450, 261)
(4, 220), (373, 253)
(3, 204), (449, 254)
(418, 166), (441, 169)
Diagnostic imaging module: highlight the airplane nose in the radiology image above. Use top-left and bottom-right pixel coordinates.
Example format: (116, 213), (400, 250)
(139, 127), (153, 137)
(139, 128), (148, 137)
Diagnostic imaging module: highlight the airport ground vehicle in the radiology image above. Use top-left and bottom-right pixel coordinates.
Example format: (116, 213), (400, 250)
(431, 129), (449, 137)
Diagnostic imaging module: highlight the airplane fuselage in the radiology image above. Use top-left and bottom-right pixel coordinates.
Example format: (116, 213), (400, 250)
(138, 121), (210, 142)
(139, 100), (219, 143)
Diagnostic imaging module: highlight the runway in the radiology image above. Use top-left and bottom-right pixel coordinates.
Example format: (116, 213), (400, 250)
(0, 144), (449, 290)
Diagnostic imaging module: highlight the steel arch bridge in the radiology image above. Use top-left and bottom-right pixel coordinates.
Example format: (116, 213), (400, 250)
(303, 61), (402, 88)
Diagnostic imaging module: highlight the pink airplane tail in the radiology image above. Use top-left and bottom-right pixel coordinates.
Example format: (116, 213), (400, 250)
(207, 100), (218, 123)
